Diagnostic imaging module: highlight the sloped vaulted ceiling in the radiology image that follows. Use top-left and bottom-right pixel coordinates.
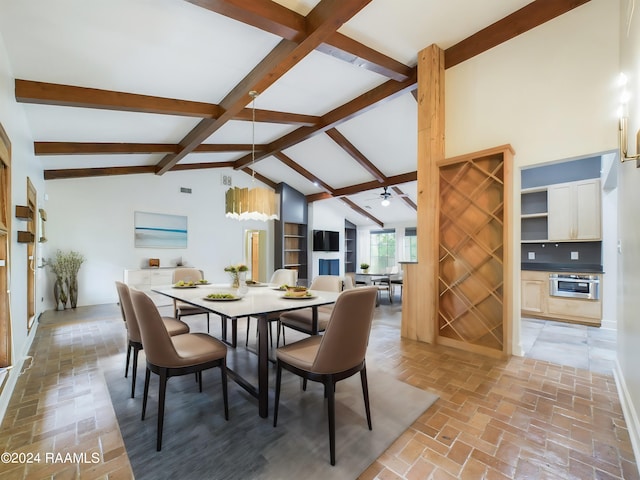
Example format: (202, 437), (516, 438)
(0, 0), (589, 226)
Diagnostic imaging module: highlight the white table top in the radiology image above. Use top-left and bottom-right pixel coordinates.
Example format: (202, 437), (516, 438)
(152, 283), (341, 318)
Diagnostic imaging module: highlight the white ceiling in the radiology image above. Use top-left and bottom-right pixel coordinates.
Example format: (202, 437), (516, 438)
(0, 0), (537, 226)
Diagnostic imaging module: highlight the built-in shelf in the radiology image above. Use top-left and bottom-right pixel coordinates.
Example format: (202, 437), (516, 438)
(344, 220), (357, 273)
(15, 205), (34, 220)
(17, 231), (35, 243)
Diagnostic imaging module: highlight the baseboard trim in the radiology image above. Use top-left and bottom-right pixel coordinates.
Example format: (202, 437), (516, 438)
(0, 321), (39, 424)
(613, 358), (640, 475)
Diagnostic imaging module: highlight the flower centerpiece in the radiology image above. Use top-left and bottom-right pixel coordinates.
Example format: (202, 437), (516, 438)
(360, 263), (370, 274)
(224, 263), (248, 289)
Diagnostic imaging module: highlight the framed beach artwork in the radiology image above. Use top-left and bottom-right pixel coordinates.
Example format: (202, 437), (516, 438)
(134, 211), (188, 248)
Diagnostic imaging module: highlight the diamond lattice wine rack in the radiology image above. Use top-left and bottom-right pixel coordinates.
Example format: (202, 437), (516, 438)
(437, 146), (513, 356)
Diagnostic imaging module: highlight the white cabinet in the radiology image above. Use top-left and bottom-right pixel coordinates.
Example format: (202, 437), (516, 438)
(548, 179), (601, 241)
(124, 268), (175, 306)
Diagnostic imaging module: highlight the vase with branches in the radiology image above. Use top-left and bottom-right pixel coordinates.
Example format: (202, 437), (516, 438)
(47, 249), (85, 309)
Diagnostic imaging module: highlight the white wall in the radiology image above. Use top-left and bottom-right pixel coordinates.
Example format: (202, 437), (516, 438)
(617, 0), (640, 464)
(44, 171), (275, 308)
(0, 31), (46, 419)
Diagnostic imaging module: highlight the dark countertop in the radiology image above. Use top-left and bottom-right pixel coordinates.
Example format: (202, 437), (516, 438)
(521, 262), (604, 274)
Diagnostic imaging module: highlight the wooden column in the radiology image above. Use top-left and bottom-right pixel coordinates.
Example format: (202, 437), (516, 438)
(401, 44), (445, 343)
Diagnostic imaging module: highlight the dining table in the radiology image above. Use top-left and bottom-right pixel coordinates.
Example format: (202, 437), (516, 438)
(152, 283), (341, 418)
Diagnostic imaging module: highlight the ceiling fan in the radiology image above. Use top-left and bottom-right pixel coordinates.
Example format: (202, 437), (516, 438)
(363, 186), (409, 207)
(380, 186), (392, 206)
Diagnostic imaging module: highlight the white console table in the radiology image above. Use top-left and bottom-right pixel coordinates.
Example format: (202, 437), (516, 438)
(123, 268), (176, 306)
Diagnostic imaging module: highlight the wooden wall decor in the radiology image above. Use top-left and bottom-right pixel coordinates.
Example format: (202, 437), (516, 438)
(436, 145), (513, 357)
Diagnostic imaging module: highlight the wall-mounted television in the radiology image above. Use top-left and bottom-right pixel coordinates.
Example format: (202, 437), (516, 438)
(312, 230), (340, 252)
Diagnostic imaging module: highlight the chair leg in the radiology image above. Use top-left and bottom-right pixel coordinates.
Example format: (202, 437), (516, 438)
(221, 363), (229, 421)
(360, 367), (372, 430)
(142, 367), (151, 421)
(131, 344), (141, 398)
(125, 343), (131, 378)
(327, 376), (336, 466)
(245, 317), (251, 346)
(273, 362), (282, 427)
(198, 371), (203, 393)
(157, 369), (168, 451)
(206, 313), (210, 333)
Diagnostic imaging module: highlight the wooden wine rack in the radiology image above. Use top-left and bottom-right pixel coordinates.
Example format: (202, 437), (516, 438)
(437, 146), (513, 357)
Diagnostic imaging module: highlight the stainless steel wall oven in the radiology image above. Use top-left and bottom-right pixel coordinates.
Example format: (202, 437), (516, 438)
(549, 273), (600, 300)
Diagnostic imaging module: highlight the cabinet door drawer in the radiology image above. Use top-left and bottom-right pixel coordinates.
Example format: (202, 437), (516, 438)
(124, 269), (150, 285)
(547, 297), (601, 319)
(150, 270), (174, 285)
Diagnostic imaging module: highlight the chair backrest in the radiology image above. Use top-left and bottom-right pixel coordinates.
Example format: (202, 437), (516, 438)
(342, 274), (355, 290)
(130, 288), (179, 366)
(270, 268), (297, 286)
(172, 267), (204, 283)
(115, 281), (142, 343)
(311, 286), (378, 374)
(310, 275), (343, 292)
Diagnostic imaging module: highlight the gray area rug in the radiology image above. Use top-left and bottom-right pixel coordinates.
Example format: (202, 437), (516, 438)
(105, 358), (438, 480)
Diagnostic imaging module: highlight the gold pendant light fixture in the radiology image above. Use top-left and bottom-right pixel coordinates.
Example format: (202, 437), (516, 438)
(225, 91), (279, 221)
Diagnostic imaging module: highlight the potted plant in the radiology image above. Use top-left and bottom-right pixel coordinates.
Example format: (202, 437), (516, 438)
(360, 263), (370, 274)
(224, 263), (248, 289)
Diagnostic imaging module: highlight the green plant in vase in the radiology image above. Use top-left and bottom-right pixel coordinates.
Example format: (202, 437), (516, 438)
(360, 263), (370, 273)
(224, 263), (248, 288)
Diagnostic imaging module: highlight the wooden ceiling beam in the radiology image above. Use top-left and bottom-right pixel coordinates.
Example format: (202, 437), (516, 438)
(274, 152), (335, 193)
(233, 108), (319, 126)
(444, 0), (591, 69)
(44, 165), (156, 180)
(392, 186), (417, 211)
(325, 128), (386, 182)
(155, 0), (373, 175)
(16, 79), (317, 125)
(186, 0), (306, 42)
(305, 171), (416, 201)
(316, 33), (412, 81)
(15, 79), (221, 118)
(332, 171), (417, 197)
(239, 167), (278, 189)
(339, 197), (384, 227)
(34, 142), (267, 155)
(187, 0), (411, 81)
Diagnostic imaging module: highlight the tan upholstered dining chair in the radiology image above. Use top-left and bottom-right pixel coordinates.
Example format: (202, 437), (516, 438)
(172, 267), (211, 332)
(273, 286), (379, 466)
(245, 268), (298, 347)
(130, 289), (229, 451)
(115, 281), (189, 398)
(277, 275), (343, 343)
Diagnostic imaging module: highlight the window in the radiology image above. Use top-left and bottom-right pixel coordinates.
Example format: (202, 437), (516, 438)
(403, 227), (417, 262)
(369, 229), (395, 273)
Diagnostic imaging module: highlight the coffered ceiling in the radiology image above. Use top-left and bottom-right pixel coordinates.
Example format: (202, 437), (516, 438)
(0, 0), (589, 226)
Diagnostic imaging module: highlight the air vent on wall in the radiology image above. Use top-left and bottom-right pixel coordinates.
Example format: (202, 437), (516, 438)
(180, 187), (192, 194)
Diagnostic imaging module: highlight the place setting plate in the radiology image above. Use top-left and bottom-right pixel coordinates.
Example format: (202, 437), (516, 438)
(203, 295), (241, 302)
(282, 294), (317, 300)
(173, 285), (198, 289)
